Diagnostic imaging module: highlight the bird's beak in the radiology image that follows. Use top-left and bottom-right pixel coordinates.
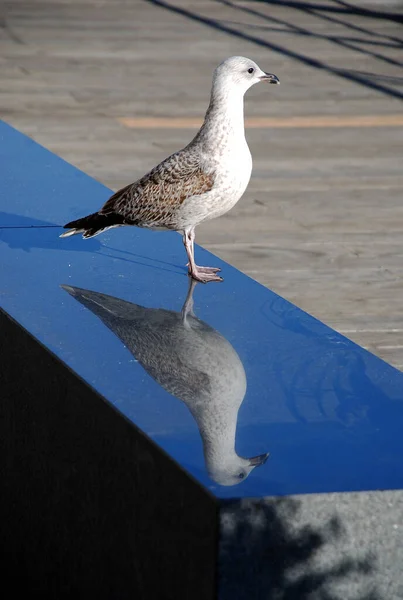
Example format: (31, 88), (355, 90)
(260, 72), (280, 84)
(249, 452), (270, 467)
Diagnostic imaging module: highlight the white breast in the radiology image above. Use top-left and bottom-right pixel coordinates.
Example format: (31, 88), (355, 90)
(177, 143), (252, 229)
(176, 88), (254, 229)
(206, 139), (252, 221)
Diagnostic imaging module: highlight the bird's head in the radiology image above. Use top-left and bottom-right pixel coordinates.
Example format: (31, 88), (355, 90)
(213, 56), (280, 95)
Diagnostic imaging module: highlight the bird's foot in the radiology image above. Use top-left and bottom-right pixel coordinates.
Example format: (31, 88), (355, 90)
(186, 263), (221, 274)
(196, 266), (221, 274)
(188, 265), (223, 283)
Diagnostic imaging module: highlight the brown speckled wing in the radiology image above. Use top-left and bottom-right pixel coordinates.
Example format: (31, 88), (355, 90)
(100, 149), (215, 228)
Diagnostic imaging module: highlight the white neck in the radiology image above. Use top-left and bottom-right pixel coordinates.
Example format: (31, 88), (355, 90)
(195, 83), (246, 151)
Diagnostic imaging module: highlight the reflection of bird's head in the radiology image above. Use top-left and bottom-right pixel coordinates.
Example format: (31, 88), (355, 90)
(208, 452), (269, 487)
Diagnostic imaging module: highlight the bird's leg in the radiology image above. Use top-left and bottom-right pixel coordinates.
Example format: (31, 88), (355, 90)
(183, 228), (222, 283)
(184, 229), (221, 274)
(189, 228), (222, 274)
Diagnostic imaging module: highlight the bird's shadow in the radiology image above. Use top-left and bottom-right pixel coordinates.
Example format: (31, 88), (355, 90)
(0, 211), (185, 276)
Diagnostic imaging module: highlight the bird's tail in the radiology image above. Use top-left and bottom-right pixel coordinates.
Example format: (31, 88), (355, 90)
(60, 212), (124, 239)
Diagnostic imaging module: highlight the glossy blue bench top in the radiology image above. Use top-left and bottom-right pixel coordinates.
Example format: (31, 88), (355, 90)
(1, 120), (403, 500)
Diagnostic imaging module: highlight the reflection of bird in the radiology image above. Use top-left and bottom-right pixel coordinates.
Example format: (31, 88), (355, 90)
(60, 56), (279, 283)
(62, 279), (268, 486)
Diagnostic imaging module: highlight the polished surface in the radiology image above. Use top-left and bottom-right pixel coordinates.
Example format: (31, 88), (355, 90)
(2, 120), (403, 499)
(61, 279), (269, 488)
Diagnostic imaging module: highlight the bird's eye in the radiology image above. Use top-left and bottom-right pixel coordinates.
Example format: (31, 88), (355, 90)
(248, 67), (254, 74)
(238, 472), (245, 479)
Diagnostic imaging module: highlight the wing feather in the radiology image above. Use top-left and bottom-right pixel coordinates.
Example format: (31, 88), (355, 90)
(100, 149), (214, 228)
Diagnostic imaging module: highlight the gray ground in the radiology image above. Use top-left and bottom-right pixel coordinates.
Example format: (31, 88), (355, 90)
(1, 0), (403, 369)
(219, 490), (403, 599)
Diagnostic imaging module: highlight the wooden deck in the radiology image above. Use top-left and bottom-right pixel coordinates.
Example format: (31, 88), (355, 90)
(1, 0), (403, 369)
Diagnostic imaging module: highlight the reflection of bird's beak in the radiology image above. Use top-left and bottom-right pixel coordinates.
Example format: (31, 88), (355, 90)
(61, 284), (78, 296)
(260, 72), (280, 84)
(249, 452), (270, 467)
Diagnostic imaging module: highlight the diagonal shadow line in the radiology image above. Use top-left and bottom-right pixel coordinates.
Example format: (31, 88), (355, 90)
(338, 37), (402, 49)
(0, 17), (26, 45)
(252, 0), (403, 24)
(102, 244), (185, 271)
(332, 0), (403, 23)
(97, 249), (184, 276)
(254, 0), (403, 44)
(288, 1), (403, 48)
(144, 0), (403, 101)
(217, 0), (403, 69)
(347, 70), (403, 86)
(228, 19), (402, 49)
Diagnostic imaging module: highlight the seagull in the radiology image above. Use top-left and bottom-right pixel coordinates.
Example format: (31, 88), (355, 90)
(60, 56), (279, 283)
(61, 278), (269, 486)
